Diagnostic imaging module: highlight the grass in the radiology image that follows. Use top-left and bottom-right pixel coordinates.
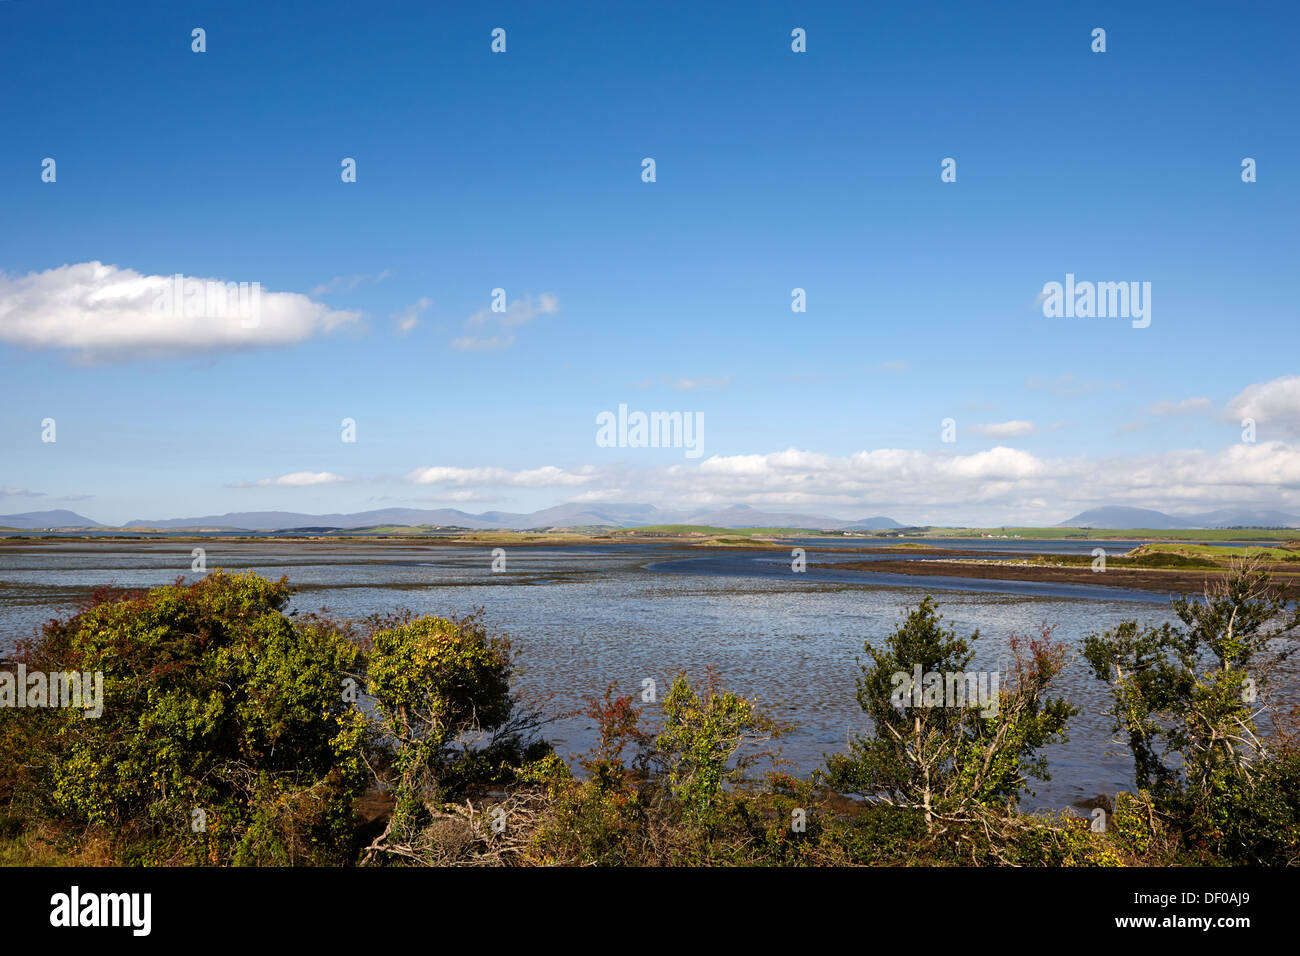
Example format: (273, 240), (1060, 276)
(613, 525), (817, 537)
(10, 525), (1298, 544)
(923, 527), (1300, 541)
(1133, 542), (1300, 560)
(447, 531), (605, 544)
(691, 536), (778, 547)
(0, 817), (115, 866)
(340, 524), (452, 535)
(1033, 552), (1221, 570)
(1029, 542), (1300, 571)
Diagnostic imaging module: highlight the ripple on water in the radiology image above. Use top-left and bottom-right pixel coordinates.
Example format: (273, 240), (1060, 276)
(2, 541), (1296, 813)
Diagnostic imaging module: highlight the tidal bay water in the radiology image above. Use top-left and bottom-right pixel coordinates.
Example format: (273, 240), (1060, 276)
(3, 537), (1294, 812)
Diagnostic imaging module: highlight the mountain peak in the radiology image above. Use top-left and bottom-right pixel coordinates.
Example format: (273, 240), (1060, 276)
(0, 510), (104, 529)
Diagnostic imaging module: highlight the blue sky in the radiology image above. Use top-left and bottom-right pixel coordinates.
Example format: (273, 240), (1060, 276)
(1, 0), (1298, 526)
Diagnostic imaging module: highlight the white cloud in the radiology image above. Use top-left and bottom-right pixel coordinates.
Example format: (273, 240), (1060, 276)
(567, 488), (631, 503)
(453, 293), (558, 351)
(436, 489), (505, 502)
(944, 446), (1044, 479)
(310, 270), (393, 296)
(658, 445), (1063, 511)
(394, 296), (431, 333)
(0, 262), (361, 361)
(971, 420), (1034, 438)
(367, 491), (503, 504)
(391, 437), (1300, 526)
(467, 292), (558, 329)
(1226, 376), (1300, 436)
(230, 472), (349, 488)
(406, 465), (595, 487)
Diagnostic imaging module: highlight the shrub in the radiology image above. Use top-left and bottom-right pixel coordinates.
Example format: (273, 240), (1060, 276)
(360, 610), (550, 864)
(655, 671), (785, 826)
(0, 571), (370, 865)
(1083, 557), (1300, 853)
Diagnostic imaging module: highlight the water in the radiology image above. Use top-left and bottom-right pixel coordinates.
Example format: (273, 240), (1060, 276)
(2, 538), (1294, 813)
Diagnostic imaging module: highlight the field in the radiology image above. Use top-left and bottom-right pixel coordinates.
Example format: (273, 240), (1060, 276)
(609, 524), (826, 537)
(920, 527), (1300, 542)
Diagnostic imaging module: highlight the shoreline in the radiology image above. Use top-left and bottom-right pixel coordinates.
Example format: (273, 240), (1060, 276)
(829, 557), (1300, 595)
(4, 534), (1298, 596)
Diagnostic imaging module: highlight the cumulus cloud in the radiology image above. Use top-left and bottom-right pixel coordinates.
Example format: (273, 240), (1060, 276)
(971, 420), (1034, 438)
(621, 444), (1066, 515)
(229, 472), (349, 488)
(667, 443), (1300, 520)
(1226, 376), (1300, 436)
(392, 437), (1300, 526)
(0, 262), (361, 361)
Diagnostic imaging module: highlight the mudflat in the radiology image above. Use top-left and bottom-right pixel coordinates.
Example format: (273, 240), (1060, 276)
(832, 555), (1299, 595)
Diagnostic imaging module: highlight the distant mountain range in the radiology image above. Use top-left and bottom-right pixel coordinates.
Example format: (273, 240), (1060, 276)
(0, 504), (905, 532)
(1059, 506), (1300, 530)
(4, 502), (1297, 532)
(0, 510), (109, 529)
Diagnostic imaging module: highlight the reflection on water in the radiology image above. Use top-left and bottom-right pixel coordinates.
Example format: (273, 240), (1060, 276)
(2, 539), (1295, 813)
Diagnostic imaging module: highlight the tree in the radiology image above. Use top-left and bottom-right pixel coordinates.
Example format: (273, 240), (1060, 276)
(1083, 556), (1300, 848)
(655, 671), (784, 825)
(361, 610), (549, 864)
(823, 597), (1074, 835)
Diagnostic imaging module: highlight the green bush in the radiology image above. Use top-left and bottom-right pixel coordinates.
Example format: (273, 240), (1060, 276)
(1083, 559), (1300, 853)
(1, 571), (370, 865)
(360, 610), (551, 864)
